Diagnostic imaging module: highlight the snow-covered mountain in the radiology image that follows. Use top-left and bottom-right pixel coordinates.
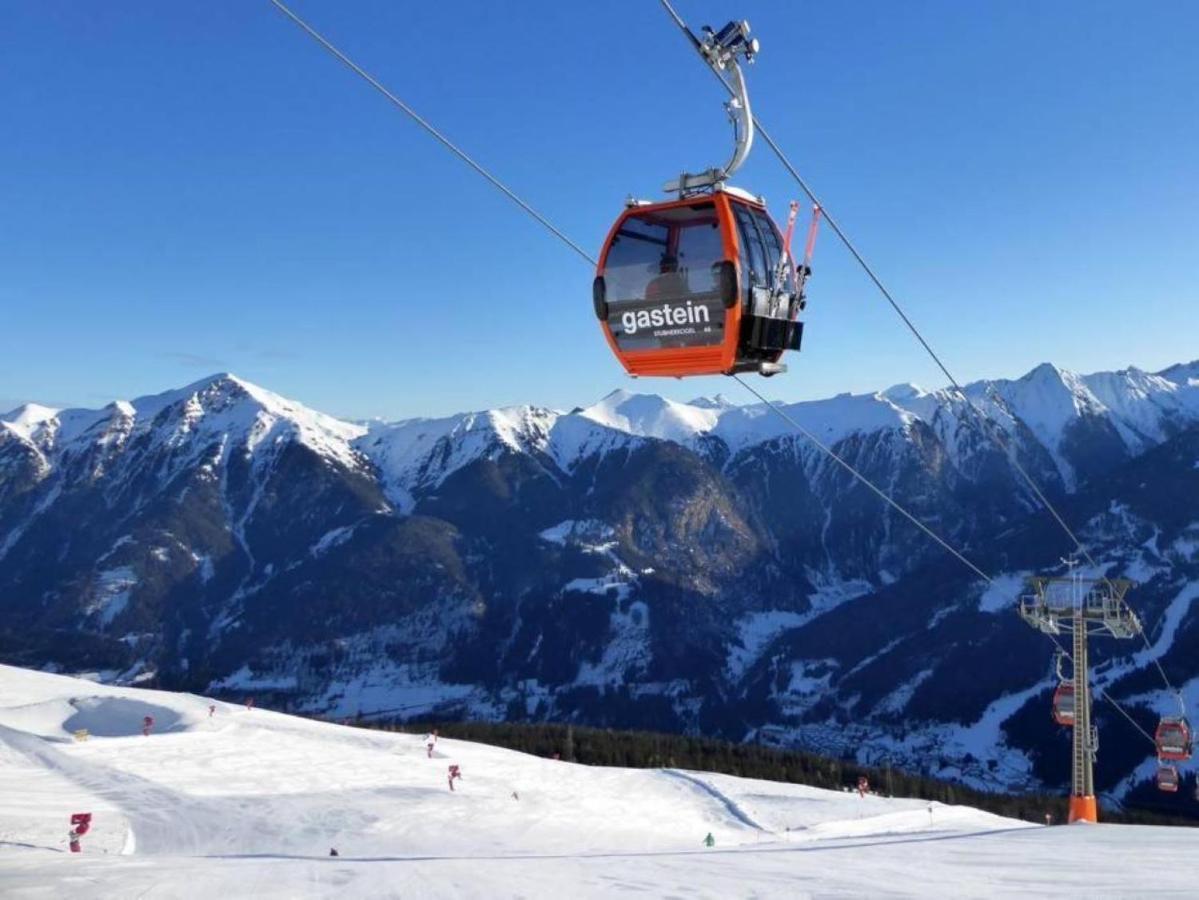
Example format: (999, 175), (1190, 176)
(6, 362), (1196, 530)
(1, 360), (1198, 812)
(352, 360), (1199, 498)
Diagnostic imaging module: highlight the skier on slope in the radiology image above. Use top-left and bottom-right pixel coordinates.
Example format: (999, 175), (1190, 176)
(425, 728), (439, 758)
(447, 764), (462, 791)
(142, 715), (154, 737)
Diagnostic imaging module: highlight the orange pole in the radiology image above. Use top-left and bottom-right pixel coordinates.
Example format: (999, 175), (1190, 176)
(1067, 795), (1098, 824)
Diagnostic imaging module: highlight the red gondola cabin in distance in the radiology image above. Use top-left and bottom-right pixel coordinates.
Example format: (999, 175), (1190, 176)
(593, 188), (805, 378)
(1154, 716), (1192, 761)
(1156, 764), (1180, 793)
(1051, 682), (1076, 726)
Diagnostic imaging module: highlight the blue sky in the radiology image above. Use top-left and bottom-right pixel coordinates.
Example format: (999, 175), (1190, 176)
(2, 1), (1197, 420)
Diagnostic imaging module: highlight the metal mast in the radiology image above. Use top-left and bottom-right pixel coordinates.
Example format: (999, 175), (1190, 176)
(1018, 560), (1138, 823)
(1071, 604), (1093, 804)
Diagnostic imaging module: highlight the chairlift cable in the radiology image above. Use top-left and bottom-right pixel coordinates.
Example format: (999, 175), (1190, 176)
(268, 0), (597, 267)
(269, 0), (995, 589)
(272, 0), (1182, 733)
(733, 374), (991, 583)
(1043, 631), (1158, 747)
(658, 0), (1186, 708)
(656, 0), (1096, 576)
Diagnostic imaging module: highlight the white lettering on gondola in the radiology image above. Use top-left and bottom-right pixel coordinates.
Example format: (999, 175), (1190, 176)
(620, 301), (711, 335)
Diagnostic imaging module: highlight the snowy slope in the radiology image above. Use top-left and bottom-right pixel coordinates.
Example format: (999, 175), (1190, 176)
(2, 665), (1194, 899)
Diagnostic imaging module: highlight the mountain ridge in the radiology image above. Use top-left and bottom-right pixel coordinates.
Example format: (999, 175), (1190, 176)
(6, 358), (1198, 498)
(2, 357), (1197, 808)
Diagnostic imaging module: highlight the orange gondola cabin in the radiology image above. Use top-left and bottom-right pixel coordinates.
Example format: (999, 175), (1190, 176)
(594, 189), (803, 378)
(592, 19), (815, 380)
(1154, 717), (1193, 762)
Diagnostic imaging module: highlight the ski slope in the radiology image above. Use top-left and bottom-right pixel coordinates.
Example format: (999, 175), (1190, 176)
(0, 666), (1193, 898)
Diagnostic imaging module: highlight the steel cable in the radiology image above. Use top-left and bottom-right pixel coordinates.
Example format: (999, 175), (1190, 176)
(269, 0), (994, 591)
(271, 0), (1183, 731)
(732, 374), (992, 582)
(269, 0), (597, 267)
(657, 0), (1185, 710)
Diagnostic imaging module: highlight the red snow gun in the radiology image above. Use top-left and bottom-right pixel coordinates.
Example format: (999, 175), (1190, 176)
(69, 812), (92, 853)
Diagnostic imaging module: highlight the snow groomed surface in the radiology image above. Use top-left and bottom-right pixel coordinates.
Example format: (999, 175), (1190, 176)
(0, 665), (1193, 898)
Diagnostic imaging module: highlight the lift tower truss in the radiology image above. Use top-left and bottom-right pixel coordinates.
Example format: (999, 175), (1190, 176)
(1018, 565), (1138, 823)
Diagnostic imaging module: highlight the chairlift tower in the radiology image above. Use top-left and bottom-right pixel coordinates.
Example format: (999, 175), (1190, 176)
(1017, 560), (1138, 823)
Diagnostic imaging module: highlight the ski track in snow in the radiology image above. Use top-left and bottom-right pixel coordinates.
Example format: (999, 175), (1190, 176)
(660, 769), (765, 831)
(1, 665), (1196, 898)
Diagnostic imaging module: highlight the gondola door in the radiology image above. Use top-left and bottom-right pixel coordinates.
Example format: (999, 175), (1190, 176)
(596, 194), (742, 377)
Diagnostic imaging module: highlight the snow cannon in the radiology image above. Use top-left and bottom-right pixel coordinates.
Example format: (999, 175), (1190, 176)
(69, 812), (92, 853)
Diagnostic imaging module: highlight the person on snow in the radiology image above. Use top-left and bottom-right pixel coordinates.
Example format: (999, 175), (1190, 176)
(245, 696), (255, 711)
(208, 704), (216, 718)
(425, 728), (439, 759)
(703, 832), (715, 848)
(447, 764), (462, 791)
(856, 776), (869, 798)
(142, 715), (154, 737)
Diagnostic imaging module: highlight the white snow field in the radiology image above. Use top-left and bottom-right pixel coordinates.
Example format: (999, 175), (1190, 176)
(0, 665), (1193, 899)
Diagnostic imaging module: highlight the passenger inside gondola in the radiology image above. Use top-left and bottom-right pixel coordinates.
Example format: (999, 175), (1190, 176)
(645, 255), (687, 300)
